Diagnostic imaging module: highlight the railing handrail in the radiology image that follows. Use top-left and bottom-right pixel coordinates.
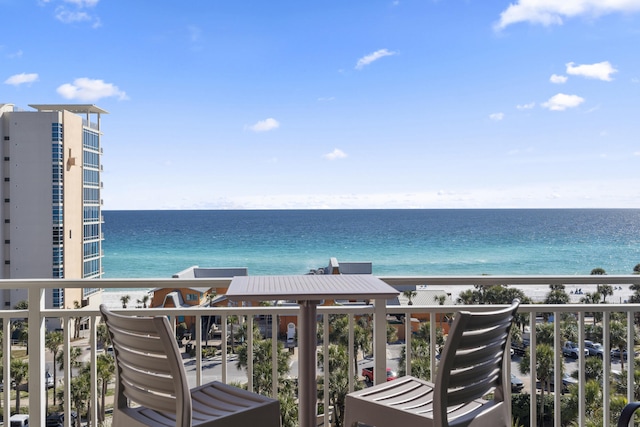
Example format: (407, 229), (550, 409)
(2, 275), (640, 427)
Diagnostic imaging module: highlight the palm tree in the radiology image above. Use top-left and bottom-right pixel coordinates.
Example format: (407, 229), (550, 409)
(634, 264), (640, 275)
(278, 378), (299, 427)
(96, 323), (110, 349)
(597, 284), (614, 303)
(56, 346), (83, 381)
(96, 353), (115, 423)
(398, 337), (431, 379)
(317, 344), (362, 427)
(10, 358), (29, 413)
(326, 314), (372, 380)
(541, 285), (571, 321)
(45, 330), (63, 406)
(591, 267), (606, 275)
(235, 325), (291, 396)
(580, 292), (602, 326)
(120, 294), (130, 308)
(519, 343), (555, 425)
(535, 322), (555, 346)
(433, 295), (447, 328)
(227, 315), (239, 354)
(610, 320), (628, 371)
(201, 291), (218, 347)
(402, 290), (417, 305)
(69, 367), (90, 427)
(72, 301), (82, 339)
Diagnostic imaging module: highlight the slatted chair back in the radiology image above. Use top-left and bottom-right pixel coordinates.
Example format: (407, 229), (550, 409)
(100, 305), (192, 427)
(434, 299), (520, 427)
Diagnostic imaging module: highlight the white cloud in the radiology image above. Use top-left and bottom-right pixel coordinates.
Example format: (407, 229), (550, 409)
(355, 49), (397, 70)
(53, 0), (101, 27)
(542, 93), (585, 111)
(4, 73), (39, 86)
(7, 50), (23, 59)
(57, 78), (128, 101)
(489, 112), (505, 121)
(516, 102), (536, 110)
(495, 0), (640, 30)
(55, 8), (91, 23)
(323, 148), (347, 160)
(64, 0), (99, 6)
(550, 74), (568, 84)
(566, 61), (618, 81)
(249, 118), (280, 132)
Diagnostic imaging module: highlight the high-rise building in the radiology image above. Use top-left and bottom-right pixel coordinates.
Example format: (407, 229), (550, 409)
(0, 103), (106, 318)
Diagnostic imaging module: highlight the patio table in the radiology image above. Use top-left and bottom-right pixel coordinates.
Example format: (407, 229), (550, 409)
(226, 274), (399, 427)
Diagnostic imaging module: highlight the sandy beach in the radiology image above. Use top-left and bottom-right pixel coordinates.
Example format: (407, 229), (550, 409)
(101, 283), (635, 309)
(101, 289), (154, 309)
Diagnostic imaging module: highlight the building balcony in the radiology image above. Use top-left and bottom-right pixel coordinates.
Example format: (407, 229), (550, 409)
(1, 275), (640, 427)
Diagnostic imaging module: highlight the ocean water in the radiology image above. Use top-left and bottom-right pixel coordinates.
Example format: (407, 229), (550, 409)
(101, 209), (640, 279)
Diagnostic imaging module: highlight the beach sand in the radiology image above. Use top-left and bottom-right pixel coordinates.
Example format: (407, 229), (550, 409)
(101, 289), (154, 309)
(437, 283), (634, 305)
(101, 284), (635, 309)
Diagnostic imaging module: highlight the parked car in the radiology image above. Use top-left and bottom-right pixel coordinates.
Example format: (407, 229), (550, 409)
(45, 371), (54, 389)
(0, 380), (16, 392)
(14, 372), (54, 392)
(562, 341), (588, 358)
(610, 348), (637, 360)
(9, 414), (29, 427)
(511, 342), (527, 356)
(584, 340), (605, 358)
(537, 374), (578, 394)
(511, 373), (524, 393)
(46, 412), (77, 427)
(361, 367), (398, 383)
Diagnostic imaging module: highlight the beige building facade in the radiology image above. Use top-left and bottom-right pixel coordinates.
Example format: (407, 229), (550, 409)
(0, 103), (106, 323)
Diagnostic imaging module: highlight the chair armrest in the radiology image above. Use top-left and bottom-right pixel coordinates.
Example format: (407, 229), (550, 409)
(618, 402), (640, 427)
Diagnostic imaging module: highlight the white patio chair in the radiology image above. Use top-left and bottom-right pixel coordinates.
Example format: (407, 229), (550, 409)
(344, 299), (520, 427)
(100, 304), (281, 427)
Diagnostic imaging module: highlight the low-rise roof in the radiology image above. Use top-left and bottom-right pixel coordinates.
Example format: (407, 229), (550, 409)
(29, 104), (108, 114)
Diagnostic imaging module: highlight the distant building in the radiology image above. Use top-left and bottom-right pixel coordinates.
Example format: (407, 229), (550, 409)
(308, 257), (372, 275)
(0, 104), (106, 324)
(150, 266), (249, 336)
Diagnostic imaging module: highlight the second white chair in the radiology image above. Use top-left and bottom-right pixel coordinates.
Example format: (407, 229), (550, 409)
(344, 299), (520, 427)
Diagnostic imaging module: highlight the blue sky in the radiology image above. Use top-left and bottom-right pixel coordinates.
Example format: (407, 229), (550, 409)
(2, 0), (640, 210)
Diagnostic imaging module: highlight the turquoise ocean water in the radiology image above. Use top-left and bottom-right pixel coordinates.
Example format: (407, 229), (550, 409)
(101, 209), (640, 279)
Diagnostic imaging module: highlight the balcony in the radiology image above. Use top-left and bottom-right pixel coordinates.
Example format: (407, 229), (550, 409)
(2, 275), (640, 427)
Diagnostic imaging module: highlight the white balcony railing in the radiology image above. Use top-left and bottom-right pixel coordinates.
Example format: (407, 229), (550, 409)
(2, 275), (640, 427)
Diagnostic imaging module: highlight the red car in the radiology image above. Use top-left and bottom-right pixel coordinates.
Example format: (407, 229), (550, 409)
(362, 367), (398, 383)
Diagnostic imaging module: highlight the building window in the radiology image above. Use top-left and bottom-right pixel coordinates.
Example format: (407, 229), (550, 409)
(53, 226), (63, 244)
(3, 177), (9, 182)
(3, 199), (8, 203)
(52, 288), (64, 307)
(3, 157), (9, 161)
(4, 260), (9, 265)
(83, 259), (100, 277)
(52, 142), (63, 163)
(52, 123), (63, 142)
(83, 288), (100, 298)
(4, 240), (9, 244)
(83, 130), (100, 150)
